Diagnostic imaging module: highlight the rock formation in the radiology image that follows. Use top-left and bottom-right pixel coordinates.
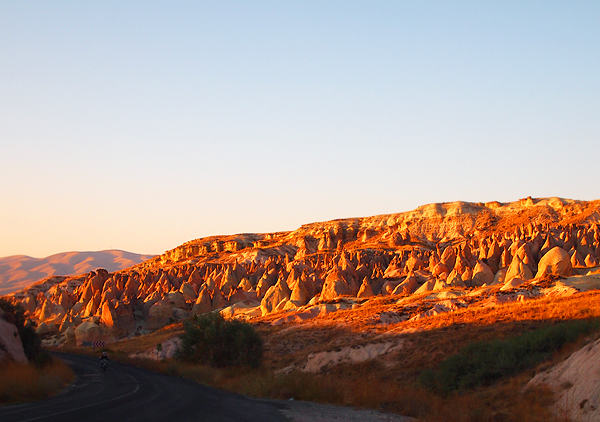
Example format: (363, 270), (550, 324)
(0, 307), (28, 363)
(3, 197), (600, 340)
(529, 337), (600, 422)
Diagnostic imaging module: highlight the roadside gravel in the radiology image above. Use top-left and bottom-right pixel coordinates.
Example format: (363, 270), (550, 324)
(274, 399), (415, 422)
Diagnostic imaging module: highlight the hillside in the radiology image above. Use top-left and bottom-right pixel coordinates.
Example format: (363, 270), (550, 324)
(5, 196), (600, 420)
(0, 250), (156, 295)
(4, 196), (600, 341)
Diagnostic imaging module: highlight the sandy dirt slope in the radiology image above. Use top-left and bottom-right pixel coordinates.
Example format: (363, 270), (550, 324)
(529, 337), (600, 422)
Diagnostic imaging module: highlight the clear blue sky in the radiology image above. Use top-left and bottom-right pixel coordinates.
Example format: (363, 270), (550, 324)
(1, 1), (599, 258)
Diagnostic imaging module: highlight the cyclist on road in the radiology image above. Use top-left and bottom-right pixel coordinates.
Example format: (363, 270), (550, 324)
(100, 351), (109, 370)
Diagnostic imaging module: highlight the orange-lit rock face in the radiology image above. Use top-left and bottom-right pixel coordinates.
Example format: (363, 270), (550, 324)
(6, 197), (600, 337)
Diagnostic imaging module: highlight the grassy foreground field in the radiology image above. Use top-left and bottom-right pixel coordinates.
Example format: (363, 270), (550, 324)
(0, 358), (74, 404)
(63, 290), (600, 422)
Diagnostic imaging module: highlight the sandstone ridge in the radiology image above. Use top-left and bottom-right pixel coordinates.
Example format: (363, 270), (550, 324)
(4, 197), (600, 345)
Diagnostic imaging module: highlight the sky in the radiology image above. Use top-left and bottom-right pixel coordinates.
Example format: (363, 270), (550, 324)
(1, 1), (599, 258)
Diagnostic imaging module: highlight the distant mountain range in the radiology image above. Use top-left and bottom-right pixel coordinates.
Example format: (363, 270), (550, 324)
(0, 250), (155, 295)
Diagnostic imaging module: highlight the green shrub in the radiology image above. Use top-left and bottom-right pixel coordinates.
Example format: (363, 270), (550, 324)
(177, 313), (263, 368)
(420, 318), (600, 395)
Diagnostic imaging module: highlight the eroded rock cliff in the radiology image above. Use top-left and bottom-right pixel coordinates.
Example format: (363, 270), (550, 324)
(5, 197), (600, 342)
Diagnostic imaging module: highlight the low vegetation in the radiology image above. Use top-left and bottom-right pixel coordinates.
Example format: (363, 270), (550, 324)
(419, 318), (600, 395)
(177, 313), (263, 368)
(0, 359), (74, 404)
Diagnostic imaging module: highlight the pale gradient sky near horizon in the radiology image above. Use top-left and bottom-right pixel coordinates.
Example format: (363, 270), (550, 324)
(1, 1), (599, 258)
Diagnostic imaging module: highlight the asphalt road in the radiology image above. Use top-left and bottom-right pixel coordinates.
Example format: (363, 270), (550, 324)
(0, 353), (289, 422)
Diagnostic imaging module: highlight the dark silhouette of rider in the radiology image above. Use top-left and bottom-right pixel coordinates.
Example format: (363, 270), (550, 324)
(100, 351), (109, 362)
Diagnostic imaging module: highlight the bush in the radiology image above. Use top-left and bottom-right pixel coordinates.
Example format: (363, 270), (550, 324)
(0, 298), (45, 363)
(177, 313), (263, 368)
(420, 318), (600, 395)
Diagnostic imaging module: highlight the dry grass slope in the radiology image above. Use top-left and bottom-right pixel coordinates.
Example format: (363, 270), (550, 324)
(0, 358), (74, 404)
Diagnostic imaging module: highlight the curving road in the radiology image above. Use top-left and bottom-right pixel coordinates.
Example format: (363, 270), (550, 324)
(0, 353), (289, 422)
